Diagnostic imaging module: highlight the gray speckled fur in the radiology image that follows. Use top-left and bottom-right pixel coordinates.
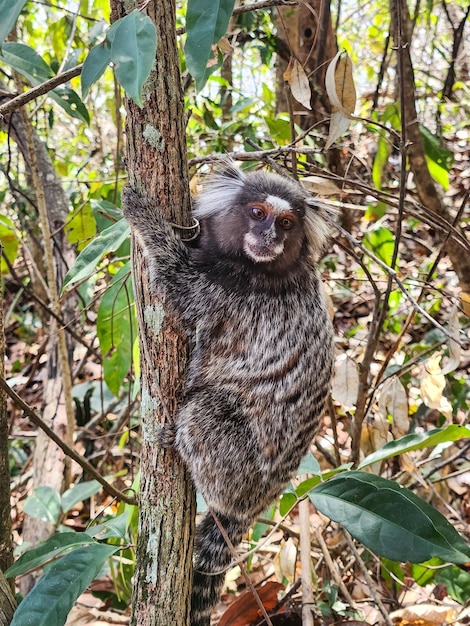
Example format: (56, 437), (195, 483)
(122, 164), (334, 626)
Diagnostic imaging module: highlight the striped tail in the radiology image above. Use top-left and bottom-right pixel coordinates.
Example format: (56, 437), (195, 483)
(190, 511), (245, 626)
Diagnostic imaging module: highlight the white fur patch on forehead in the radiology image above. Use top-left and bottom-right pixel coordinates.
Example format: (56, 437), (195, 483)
(265, 195), (293, 214)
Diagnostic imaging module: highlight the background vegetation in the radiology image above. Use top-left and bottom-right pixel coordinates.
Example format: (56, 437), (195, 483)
(0, 0), (469, 624)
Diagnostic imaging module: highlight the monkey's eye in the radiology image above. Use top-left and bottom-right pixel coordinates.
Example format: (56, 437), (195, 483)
(250, 206), (266, 220)
(279, 216), (294, 230)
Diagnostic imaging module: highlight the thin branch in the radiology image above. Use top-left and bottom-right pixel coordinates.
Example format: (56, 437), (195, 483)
(0, 376), (137, 506)
(314, 526), (356, 608)
(0, 65), (83, 118)
(210, 508), (274, 626)
(368, 189), (469, 408)
(343, 531), (394, 626)
(299, 489), (314, 626)
(2, 252), (101, 361)
(335, 224), (464, 346)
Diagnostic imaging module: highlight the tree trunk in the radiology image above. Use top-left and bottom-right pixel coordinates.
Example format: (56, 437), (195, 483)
(390, 0), (470, 294)
(109, 1), (195, 624)
(0, 288), (14, 584)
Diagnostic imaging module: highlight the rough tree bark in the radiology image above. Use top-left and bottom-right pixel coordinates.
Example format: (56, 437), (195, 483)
(0, 288), (16, 625)
(390, 0), (470, 294)
(109, 0), (195, 624)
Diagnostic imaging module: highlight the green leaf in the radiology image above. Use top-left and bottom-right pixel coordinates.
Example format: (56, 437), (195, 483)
(62, 218), (130, 290)
(97, 263), (136, 396)
(436, 565), (470, 605)
(265, 116), (292, 144)
(364, 200), (387, 221)
(0, 43), (89, 123)
(419, 124), (454, 172)
(10, 544), (119, 626)
(86, 511), (131, 541)
(372, 134), (389, 190)
(358, 425), (470, 469)
(81, 40), (111, 99)
(296, 465), (353, 498)
(109, 10), (157, 107)
(297, 452), (321, 476)
(65, 203), (97, 251)
(61, 481), (102, 513)
(185, 0), (236, 91)
(5, 533), (95, 578)
(91, 199), (123, 232)
(23, 487), (61, 524)
(0, 0), (27, 43)
(0, 42), (53, 83)
(279, 492), (297, 517)
(426, 156), (449, 191)
(363, 225), (396, 266)
(0, 215), (19, 273)
(310, 471), (470, 564)
(49, 86), (90, 124)
(411, 557), (442, 587)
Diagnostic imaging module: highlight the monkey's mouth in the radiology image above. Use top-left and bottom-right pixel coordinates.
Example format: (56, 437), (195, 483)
(243, 233), (284, 263)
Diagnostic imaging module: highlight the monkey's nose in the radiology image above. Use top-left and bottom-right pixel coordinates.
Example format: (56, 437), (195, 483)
(262, 223), (277, 242)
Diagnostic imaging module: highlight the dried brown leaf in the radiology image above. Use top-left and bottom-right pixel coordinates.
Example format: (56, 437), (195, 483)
(283, 58), (312, 110)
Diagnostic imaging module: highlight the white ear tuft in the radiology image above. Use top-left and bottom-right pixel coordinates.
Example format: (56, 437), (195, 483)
(303, 199), (338, 258)
(192, 158), (246, 220)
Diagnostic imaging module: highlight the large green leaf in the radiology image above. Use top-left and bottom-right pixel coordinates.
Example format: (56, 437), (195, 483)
(185, 0), (235, 91)
(0, 42), (89, 123)
(23, 486), (61, 524)
(0, 0), (27, 43)
(62, 218), (130, 290)
(61, 480), (102, 513)
(109, 10), (157, 107)
(81, 40), (111, 99)
(10, 544), (119, 626)
(310, 472), (470, 564)
(97, 263), (136, 396)
(5, 533), (95, 579)
(0, 42), (53, 83)
(359, 425), (470, 469)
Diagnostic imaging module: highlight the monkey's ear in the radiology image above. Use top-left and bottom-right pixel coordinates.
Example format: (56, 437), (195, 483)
(304, 197), (338, 258)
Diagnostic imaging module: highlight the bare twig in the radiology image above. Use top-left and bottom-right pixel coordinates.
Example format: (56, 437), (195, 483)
(314, 526), (356, 608)
(0, 376), (137, 506)
(343, 531), (394, 626)
(0, 65), (83, 118)
(335, 225), (464, 346)
(210, 508), (274, 626)
(299, 487), (314, 626)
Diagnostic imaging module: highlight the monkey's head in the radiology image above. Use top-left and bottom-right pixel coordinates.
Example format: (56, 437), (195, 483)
(192, 161), (333, 272)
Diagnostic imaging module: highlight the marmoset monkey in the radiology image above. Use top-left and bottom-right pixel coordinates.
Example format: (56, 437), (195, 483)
(122, 161), (334, 626)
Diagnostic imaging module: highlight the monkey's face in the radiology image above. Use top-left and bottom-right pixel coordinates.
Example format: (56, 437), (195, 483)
(242, 195), (304, 266)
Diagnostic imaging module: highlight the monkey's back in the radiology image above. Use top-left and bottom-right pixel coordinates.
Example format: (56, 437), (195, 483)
(175, 261), (333, 518)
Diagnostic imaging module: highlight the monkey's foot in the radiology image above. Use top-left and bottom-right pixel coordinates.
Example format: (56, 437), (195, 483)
(159, 424), (177, 448)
